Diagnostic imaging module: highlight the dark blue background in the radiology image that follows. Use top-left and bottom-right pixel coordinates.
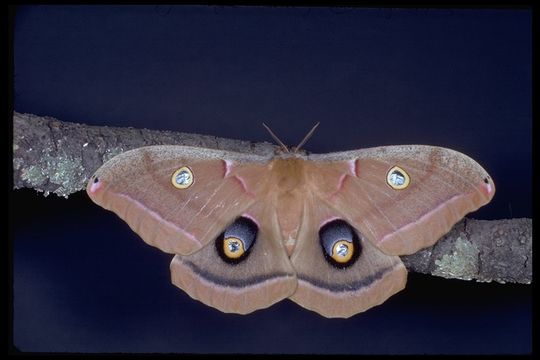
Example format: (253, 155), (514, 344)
(12, 6), (531, 354)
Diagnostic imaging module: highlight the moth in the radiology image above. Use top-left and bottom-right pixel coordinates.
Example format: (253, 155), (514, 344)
(86, 124), (495, 318)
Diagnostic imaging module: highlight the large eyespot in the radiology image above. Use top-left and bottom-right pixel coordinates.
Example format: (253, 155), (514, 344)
(216, 217), (258, 264)
(319, 219), (361, 269)
(171, 166), (194, 189)
(386, 166), (410, 190)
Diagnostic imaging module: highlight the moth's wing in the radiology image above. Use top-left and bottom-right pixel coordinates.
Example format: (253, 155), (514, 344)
(289, 146), (494, 318)
(88, 145), (297, 314)
(308, 145), (495, 255)
(86, 145), (272, 255)
(289, 198), (407, 318)
(170, 201), (297, 315)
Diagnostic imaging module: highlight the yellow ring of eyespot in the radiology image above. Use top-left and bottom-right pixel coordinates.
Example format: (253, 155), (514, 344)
(386, 165), (410, 190)
(331, 240), (354, 263)
(223, 237), (245, 259)
(171, 166), (194, 189)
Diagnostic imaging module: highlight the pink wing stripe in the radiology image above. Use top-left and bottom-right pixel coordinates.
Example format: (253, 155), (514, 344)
(379, 194), (463, 244)
(117, 193), (202, 246)
(223, 160), (233, 177)
(233, 175), (255, 197)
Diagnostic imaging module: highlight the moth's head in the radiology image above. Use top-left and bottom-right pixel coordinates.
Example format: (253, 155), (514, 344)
(274, 146), (310, 157)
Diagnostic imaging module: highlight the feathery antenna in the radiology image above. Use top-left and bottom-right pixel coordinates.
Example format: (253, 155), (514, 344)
(262, 122), (320, 152)
(262, 123), (289, 152)
(295, 122), (320, 151)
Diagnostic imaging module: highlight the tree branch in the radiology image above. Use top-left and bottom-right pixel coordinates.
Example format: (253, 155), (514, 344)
(12, 111), (532, 284)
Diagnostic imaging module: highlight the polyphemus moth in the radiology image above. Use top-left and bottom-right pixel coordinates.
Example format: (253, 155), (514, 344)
(86, 125), (495, 318)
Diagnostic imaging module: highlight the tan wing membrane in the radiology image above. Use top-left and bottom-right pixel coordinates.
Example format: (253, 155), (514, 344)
(87, 146), (269, 255)
(170, 202), (297, 314)
(289, 201), (406, 318)
(308, 145), (495, 255)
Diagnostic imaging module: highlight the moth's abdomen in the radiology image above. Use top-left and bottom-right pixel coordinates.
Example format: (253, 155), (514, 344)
(275, 190), (306, 256)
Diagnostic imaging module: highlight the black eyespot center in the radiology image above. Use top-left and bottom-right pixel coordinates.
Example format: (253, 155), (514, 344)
(216, 216), (258, 265)
(93, 176), (99, 183)
(484, 177), (489, 183)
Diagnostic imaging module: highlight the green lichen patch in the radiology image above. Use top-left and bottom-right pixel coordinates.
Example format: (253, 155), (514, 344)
(433, 237), (479, 281)
(21, 165), (48, 187)
(45, 153), (85, 198)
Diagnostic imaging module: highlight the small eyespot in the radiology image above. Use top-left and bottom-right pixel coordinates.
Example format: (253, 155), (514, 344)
(319, 219), (361, 269)
(93, 176), (99, 184)
(386, 166), (410, 190)
(331, 240), (354, 263)
(171, 166), (194, 189)
(223, 237), (245, 259)
(484, 177), (489, 184)
(216, 217), (258, 264)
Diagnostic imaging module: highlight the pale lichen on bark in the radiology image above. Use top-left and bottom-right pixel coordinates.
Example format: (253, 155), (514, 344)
(12, 111), (532, 284)
(433, 236), (480, 280)
(401, 218), (531, 284)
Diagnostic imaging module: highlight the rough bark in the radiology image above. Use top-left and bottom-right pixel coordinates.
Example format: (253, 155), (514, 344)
(12, 111), (532, 284)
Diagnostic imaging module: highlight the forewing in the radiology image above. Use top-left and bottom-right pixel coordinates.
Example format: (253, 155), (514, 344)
(87, 145), (271, 255)
(308, 145), (495, 255)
